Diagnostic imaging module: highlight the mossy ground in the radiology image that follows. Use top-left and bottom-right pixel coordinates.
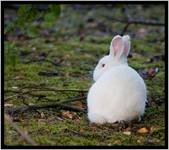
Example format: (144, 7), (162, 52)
(4, 4), (165, 146)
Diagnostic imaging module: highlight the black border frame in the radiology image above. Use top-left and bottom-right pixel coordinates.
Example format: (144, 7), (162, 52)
(1, 1), (168, 149)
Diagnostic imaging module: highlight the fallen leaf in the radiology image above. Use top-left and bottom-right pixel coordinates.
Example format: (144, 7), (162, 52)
(72, 101), (86, 109)
(131, 52), (142, 57)
(56, 116), (63, 121)
(139, 67), (159, 79)
(32, 47), (36, 51)
(137, 127), (149, 134)
(123, 131), (131, 135)
(63, 54), (70, 60)
(38, 119), (46, 125)
(146, 139), (160, 144)
(13, 75), (24, 80)
(40, 112), (45, 119)
(123, 127), (131, 131)
(113, 140), (121, 144)
(147, 67), (159, 77)
(5, 103), (13, 107)
(150, 126), (159, 133)
(61, 111), (76, 119)
(74, 118), (81, 123)
(89, 123), (100, 131)
(137, 139), (141, 143)
(12, 86), (18, 89)
(137, 28), (148, 38)
(29, 103), (34, 106)
(79, 128), (84, 133)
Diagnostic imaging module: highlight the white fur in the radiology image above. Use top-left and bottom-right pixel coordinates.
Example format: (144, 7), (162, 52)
(87, 35), (147, 124)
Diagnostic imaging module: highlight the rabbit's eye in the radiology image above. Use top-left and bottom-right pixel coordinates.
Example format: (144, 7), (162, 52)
(102, 64), (105, 67)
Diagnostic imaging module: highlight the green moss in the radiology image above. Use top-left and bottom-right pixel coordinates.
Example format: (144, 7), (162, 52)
(4, 4), (165, 146)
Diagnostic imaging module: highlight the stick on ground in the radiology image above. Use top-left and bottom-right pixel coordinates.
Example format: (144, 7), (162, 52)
(5, 114), (37, 145)
(6, 97), (87, 115)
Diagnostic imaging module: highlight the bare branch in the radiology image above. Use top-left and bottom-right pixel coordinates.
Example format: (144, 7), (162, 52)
(4, 94), (18, 101)
(112, 18), (164, 27)
(5, 95), (87, 115)
(120, 6), (164, 35)
(6, 102), (86, 114)
(5, 87), (88, 94)
(5, 114), (37, 145)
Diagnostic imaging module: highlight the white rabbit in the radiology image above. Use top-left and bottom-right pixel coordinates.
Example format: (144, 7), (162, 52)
(87, 35), (147, 124)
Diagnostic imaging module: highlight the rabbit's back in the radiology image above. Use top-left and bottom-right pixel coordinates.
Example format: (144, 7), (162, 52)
(87, 65), (147, 123)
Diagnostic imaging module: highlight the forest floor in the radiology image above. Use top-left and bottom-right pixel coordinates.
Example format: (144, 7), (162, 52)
(4, 4), (166, 146)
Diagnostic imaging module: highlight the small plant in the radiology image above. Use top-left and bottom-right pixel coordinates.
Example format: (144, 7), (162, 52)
(5, 4), (61, 36)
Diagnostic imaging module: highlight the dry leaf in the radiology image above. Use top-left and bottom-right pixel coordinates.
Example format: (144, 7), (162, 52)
(123, 127), (131, 131)
(38, 119), (46, 125)
(79, 128), (84, 133)
(137, 127), (149, 134)
(137, 28), (148, 38)
(40, 112), (45, 119)
(62, 111), (76, 119)
(147, 67), (159, 77)
(5, 103), (13, 107)
(139, 67), (159, 79)
(137, 139), (141, 143)
(75, 118), (81, 123)
(123, 131), (131, 135)
(57, 116), (63, 121)
(113, 140), (121, 144)
(90, 123), (98, 131)
(72, 101), (85, 109)
(12, 86), (18, 89)
(13, 75), (24, 80)
(29, 103), (34, 106)
(150, 126), (158, 133)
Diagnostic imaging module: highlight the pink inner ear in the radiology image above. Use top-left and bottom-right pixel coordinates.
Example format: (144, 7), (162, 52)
(123, 40), (130, 56)
(112, 37), (123, 56)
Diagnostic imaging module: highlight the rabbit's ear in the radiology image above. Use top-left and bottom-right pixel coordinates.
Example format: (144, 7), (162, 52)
(110, 35), (124, 59)
(122, 35), (131, 56)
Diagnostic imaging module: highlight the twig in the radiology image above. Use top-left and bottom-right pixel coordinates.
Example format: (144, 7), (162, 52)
(121, 22), (131, 35)
(5, 87), (88, 94)
(4, 88), (88, 102)
(4, 4), (49, 11)
(37, 87), (88, 93)
(5, 114), (37, 145)
(5, 87), (87, 114)
(128, 20), (164, 26)
(112, 18), (164, 27)
(121, 6), (131, 35)
(6, 100), (87, 115)
(4, 94), (18, 101)
(4, 88), (88, 103)
(120, 6), (164, 35)
(28, 93), (87, 104)
(59, 96), (87, 104)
